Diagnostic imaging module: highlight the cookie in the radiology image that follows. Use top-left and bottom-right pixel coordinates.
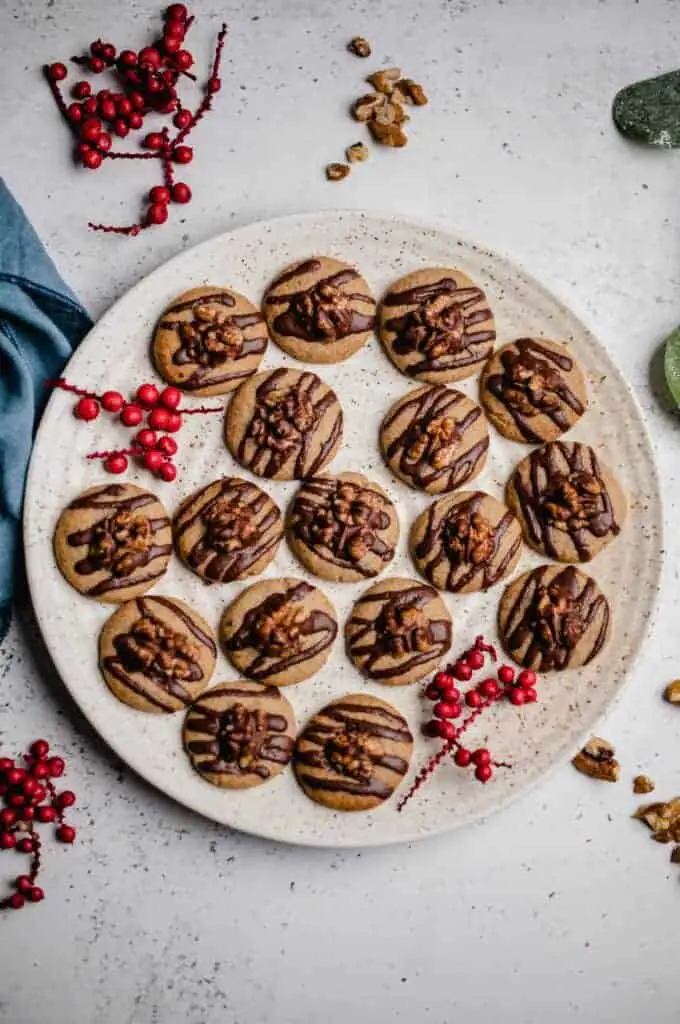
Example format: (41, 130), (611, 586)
(53, 483), (172, 602)
(380, 384), (489, 494)
(411, 491), (522, 594)
(480, 337), (588, 443)
(498, 564), (611, 671)
(345, 577), (452, 685)
(225, 368), (344, 480)
(263, 257), (376, 364)
(152, 286), (268, 396)
(220, 578), (337, 687)
(183, 681), (296, 789)
(173, 477), (282, 584)
(287, 473), (399, 583)
(378, 267), (495, 383)
(99, 596), (217, 713)
(506, 441), (626, 563)
(294, 693), (414, 811)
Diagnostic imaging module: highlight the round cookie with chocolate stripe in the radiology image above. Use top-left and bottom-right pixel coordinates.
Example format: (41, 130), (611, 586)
(378, 267), (495, 383)
(345, 577), (452, 685)
(53, 483), (173, 603)
(287, 473), (399, 583)
(294, 693), (414, 811)
(99, 596), (217, 713)
(480, 337), (588, 444)
(220, 578), (337, 687)
(225, 368), (344, 481)
(152, 285), (268, 396)
(411, 491), (522, 594)
(380, 384), (489, 495)
(173, 478), (282, 584)
(183, 681), (296, 789)
(498, 564), (611, 671)
(263, 257), (376, 364)
(506, 441), (626, 563)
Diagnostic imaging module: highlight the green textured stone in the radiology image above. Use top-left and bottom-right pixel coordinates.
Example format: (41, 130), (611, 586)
(613, 70), (680, 147)
(664, 326), (680, 408)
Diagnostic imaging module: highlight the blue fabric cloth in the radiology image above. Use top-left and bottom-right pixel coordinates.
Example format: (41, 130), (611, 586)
(0, 179), (92, 644)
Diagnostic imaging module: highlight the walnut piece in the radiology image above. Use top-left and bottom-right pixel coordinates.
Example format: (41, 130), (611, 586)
(326, 729), (381, 782)
(202, 495), (256, 553)
(400, 293), (466, 356)
(117, 615), (199, 682)
(346, 142), (370, 163)
(378, 601), (432, 657)
(252, 595), (305, 656)
(179, 304), (244, 366)
(670, 846), (680, 864)
(89, 510), (152, 578)
(633, 774), (655, 795)
(396, 78), (428, 106)
(367, 67), (401, 95)
(291, 281), (353, 340)
(351, 93), (384, 122)
(572, 737), (620, 782)
(406, 414), (460, 469)
(369, 120), (408, 147)
(443, 510), (495, 567)
(299, 481), (389, 565)
(541, 472), (603, 532)
(326, 162), (350, 182)
(634, 797), (680, 843)
(218, 704), (269, 769)
(249, 387), (318, 457)
(348, 36), (371, 58)
(663, 679), (680, 704)
(502, 350), (563, 416)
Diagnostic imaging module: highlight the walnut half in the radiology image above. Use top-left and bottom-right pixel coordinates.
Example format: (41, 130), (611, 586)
(634, 797), (680, 843)
(572, 737), (620, 782)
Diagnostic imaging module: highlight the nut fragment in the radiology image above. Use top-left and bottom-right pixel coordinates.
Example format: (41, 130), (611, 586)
(326, 163), (350, 182)
(663, 679), (680, 704)
(572, 737), (620, 782)
(396, 78), (428, 106)
(633, 774), (655, 795)
(634, 797), (680, 843)
(346, 142), (370, 163)
(368, 120), (408, 147)
(367, 67), (401, 95)
(351, 93), (384, 122)
(670, 846), (680, 864)
(348, 36), (371, 58)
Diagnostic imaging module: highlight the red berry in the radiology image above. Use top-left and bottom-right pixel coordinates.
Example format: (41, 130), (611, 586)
(165, 19), (186, 38)
(117, 98), (132, 117)
(437, 721), (457, 742)
(82, 149), (103, 170)
(433, 671), (453, 691)
(97, 132), (112, 151)
(88, 56), (106, 73)
(144, 132), (165, 151)
(136, 383), (160, 406)
(174, 49), (193, 71)
(498, 665), (515, 685)
(90, 40), (104, 56)
(37, 806), (57, 823)
(165, 411), (182, 432)
(0, 832), (16, 850)
(128, 112), (144, 130)
(119, 49), (138, 68)
(48, 62), (67, 81)
(136, 428), (158, 448)
(472, 748), (491, 767)
(166, 3), (188, 19)
(158, 462), (177, 482)
(47, 757), (65, 778)
(467, 649), (484, 670)
(509, 687), (526, 706)
(8, 793), (25, 808)
(524, 687), (538, 703)
(465, 690), (482, 709)
(148, 407), (171, 431)
(145, 75), (164, 95)
(74, 397), (99, 421)
(425, 683), (440, 701)
(207, 76), (221, 93)
(171, 182), (192, 204)
(121, 403), (143, 427)
(21, 806), (35, 821)
(9, 893), (24, 910)
(66, 102), (83, 122)
(433, 702), (456, 720)
(28, 887), (45, 903)
(129, 90), (145, 110)
(6, 767), (26, 786)
(73, 81), (91, 99)
(31, 761), (50, 779)
(423, 720), (440, 738)
(159, 386), (182, 409)
(22, 777), (38, 796)
(518, 669), (536, 689)
(157, 435), (178, 456)
(83, 97), (99, 115)
(57, 825), (76, 844)
(173, 109), (192, 129)
(149, 185), (171, 205)
(100, 98), (117, 120)
(0, 809), (16, 829)
(98, 89), (112, 101)
(81, 116), (102, 141)
(101, 43), (116, 63)
(104, 454), (128, 475)
(31, 785), (47, 803)
(163, 36), (182, 55)
(454, 747), (471, 767)
(17, 838), (34, 854)
(16, 875), (33, 894)
(440, 685), (460, 704)
(453, 661), (473, 682)
(140, 46), (162, 69)
(143, 449), (164, 472)
(173, 145), (193, 164)
(147, 203), (169, 226)
(57, 791), (76, 809)
(475, 764), (493, 783)
(101, 390), (124, 412)
(0, 758), (14, 773)
(479, 678), (500, 700)
(114, 119), (130, 138)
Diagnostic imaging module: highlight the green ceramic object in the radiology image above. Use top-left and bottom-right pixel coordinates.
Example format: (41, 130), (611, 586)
(613, 70), (680, 147)
(664, 326), (680, 407)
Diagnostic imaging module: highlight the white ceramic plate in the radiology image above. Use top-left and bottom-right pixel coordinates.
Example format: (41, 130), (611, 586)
(23, 212), (662, 847)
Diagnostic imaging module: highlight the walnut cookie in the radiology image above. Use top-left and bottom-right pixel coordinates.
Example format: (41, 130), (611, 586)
(225, 368), (343, 481)
(498, 564), (611, 671)
(380, 384), (489, 495)
(183, 681), (296, 790)
(220, 578), (338, 687)
(53, 483), (172, 602)
(294, 693), (414, 811)
(99, 596), (217, 713)
(286, 472), (399, 583)
(152, 286), (268, 396)
(263, 257), (376, 364)
(378, 267), (495, 383)
(173, 478), (283, 584)
(480, 337), (588, 444)
(345, 576), (452, 685)
(506, 441), (626, 563)
(410, 491), (522, 594)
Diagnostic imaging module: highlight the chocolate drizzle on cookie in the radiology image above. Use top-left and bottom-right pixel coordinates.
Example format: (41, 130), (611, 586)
(266, 260), (375, 342)
(501, 566), (610, 670)
(485, 339), (585, 443)
(225, 581), (337, 681)
(383, 385), (489, 491)
(383, 276), (494, 376)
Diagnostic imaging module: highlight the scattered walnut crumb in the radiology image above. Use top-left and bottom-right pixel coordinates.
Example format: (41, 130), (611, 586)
(346, 142), (370, 163)
(663, 679), (680, 704)
(351, 93), (384, 122)
(633, 774), (655, 795)
(367, 67), (401, 95)
(633, 797), (680, 843)
(572, 737), (620, 782)
(670, 846), (680, 864)
(368, 120), (407, 147)
(348, 36), (371, 58)
(325, 162), (350, 182)
(396, 78), (428, 106)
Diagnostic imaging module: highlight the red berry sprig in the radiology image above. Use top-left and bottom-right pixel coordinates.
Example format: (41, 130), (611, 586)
(397, 636), (539, 811)
(47, 377), (222, 482)
(44, 9), (227, 235)
(0, 741), (77, 911)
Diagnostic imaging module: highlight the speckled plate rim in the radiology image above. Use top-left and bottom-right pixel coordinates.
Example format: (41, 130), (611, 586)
(23, 210), (663, 848)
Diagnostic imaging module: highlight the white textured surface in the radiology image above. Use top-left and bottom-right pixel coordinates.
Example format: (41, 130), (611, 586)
(1, 0), (680, 1021)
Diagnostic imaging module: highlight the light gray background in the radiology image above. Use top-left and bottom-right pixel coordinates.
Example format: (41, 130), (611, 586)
(1, 1), (679, 1021)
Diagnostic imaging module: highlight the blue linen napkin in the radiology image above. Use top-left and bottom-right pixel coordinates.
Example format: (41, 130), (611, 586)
(0, 179), (92, 644)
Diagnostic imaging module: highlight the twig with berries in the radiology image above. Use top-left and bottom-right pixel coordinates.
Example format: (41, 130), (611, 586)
(0, 741), (77, 911)
(397, 636), (539, 811)
(44, 6), (225, 234)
